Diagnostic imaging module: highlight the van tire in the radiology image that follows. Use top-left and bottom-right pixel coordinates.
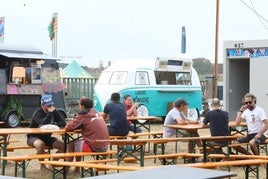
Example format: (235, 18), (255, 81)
(4, 111), (21, 128)
(137, 105), (149, 123)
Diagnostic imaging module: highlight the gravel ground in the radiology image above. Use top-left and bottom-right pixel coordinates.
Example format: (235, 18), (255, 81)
(2, 124), (267, 179)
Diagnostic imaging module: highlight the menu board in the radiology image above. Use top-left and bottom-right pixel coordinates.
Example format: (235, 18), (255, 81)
(0, 69), (7, 94)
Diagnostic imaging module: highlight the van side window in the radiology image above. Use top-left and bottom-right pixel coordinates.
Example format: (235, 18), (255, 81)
(110, 71), (127, 85)
(135, 71), (149, 85)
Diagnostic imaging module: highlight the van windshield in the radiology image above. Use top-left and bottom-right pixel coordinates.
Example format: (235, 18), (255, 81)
(97, 71), (111, 84)
(109, 71), (127, 85)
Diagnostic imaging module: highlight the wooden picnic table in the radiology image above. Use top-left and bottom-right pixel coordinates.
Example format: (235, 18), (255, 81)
(0, 127), (81, 177)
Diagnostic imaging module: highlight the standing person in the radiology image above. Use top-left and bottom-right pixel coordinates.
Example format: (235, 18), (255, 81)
(163, 98), (202, 153)
(65, 97), (109, 173)
(102, 92), (129, 136)
(202, 98), (230, 149)
(123, 94), (142, 133)
(233, 93), (268, 155)
(26, 94), (66, 171)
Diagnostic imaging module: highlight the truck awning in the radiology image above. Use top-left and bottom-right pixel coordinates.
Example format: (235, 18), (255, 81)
(0, 52), (60, 60)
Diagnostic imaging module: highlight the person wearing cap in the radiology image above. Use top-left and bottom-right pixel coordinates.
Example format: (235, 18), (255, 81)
(163, 98), (202, 154)
(102, 92), (129, 136)
(65, 97), (109, 173)
(26, 94), (66, 171)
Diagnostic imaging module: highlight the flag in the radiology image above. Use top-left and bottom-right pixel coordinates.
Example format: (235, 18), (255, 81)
(47, 14), (58, 41)
(0, 17), (5, 37)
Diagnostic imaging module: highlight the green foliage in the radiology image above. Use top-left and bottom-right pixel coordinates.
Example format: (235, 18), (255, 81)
(1, 96), (23, 119)
(192, 58), (214, 75)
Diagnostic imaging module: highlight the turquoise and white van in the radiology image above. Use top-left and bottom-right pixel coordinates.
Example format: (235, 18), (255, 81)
(94, 56), (202, 120)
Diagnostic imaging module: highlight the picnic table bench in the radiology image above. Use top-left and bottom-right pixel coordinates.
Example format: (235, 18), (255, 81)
(0, 151), (116, 178)
(39, 160), (144, 179)
(181, 159), (268, 179)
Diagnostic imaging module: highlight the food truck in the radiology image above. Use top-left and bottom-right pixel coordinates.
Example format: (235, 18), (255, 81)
(223, 39), (268, 120)
(94, 56), (202, 120)
(0, 44), (67, 127)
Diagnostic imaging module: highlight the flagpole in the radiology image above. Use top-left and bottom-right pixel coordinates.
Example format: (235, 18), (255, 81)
(213, 0), (220, 98)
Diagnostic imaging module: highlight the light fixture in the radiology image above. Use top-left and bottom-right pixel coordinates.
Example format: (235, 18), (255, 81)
(36, 60), (45, 65)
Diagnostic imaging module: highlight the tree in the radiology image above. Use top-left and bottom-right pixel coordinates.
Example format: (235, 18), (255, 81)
(192, 58), (214, 75)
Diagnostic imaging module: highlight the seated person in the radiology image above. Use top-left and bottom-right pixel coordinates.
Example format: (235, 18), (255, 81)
(123, 94), (142, 133)
(202, 98), (230, 153)
(27, 94), (66, 171)
(102, 92), (129, 136)
(233, 93), (268, 155)
(65, 97), (109, 173)
(163, 98), (202, 153)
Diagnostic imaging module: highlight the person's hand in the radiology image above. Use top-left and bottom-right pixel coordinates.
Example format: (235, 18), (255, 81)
(133, 103), (139, 108)
(240, 105), (247, 112)
(47, 105), (55, 112)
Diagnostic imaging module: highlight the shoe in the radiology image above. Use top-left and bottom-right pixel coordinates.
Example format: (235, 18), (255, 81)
(115, 149), (124, 158)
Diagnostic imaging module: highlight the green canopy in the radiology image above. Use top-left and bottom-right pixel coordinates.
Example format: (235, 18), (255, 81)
(61, 60), (93, 78)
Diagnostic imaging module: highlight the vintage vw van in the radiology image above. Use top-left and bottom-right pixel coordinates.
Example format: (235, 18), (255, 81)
(94, 56), (202, 120)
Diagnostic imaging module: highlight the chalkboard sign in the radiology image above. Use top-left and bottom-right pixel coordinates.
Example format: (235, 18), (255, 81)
(0, 69), (7, 94)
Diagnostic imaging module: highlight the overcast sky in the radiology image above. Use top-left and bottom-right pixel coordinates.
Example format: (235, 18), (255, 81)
(1, 0), (268, 67)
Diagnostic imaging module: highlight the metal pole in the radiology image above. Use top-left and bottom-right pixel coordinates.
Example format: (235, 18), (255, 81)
(213, 0), (220, 98)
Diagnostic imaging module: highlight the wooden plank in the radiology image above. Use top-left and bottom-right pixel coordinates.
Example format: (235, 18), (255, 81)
(0, 151), (116, 162)
(39, 160), (144, 171)
(180, 159), (268, 168)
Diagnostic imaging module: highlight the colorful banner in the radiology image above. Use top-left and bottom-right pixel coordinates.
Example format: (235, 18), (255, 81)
(227, 48), (268, 58)
(0, 17), (5, 37)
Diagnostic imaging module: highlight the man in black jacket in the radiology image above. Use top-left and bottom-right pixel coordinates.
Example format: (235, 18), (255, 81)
(26, 94), (66, 171)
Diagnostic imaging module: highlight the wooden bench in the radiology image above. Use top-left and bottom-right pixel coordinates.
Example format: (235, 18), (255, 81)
(6, 145), (53, 152)
(127, 131), (163, 138)
(39, 160), (144, 179)
(109, 131), (163, 154)
(181, 159), (268, 179)
(196, 139), (268, 155)
(73, 152), (186, 166)
(1, 150), (116, 178)
(0, 139), (20, 158)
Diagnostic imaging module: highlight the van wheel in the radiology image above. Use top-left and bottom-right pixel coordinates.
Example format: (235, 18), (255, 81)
(5, 111), (20, 128)
(137, 105), (149, 123)
(188, 108), (199, 122)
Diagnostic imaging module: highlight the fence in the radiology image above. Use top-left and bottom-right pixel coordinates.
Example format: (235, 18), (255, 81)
(62, 78), (97, 117)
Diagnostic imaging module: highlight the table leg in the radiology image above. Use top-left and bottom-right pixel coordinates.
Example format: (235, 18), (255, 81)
(63, 132), (68, 179)
(140, 145), (145, 167)
(1, 135), (7, 175)
(202, 140), (207, 162)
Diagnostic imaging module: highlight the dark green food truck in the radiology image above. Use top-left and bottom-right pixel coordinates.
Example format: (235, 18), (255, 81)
(0, 44), (67, 127)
